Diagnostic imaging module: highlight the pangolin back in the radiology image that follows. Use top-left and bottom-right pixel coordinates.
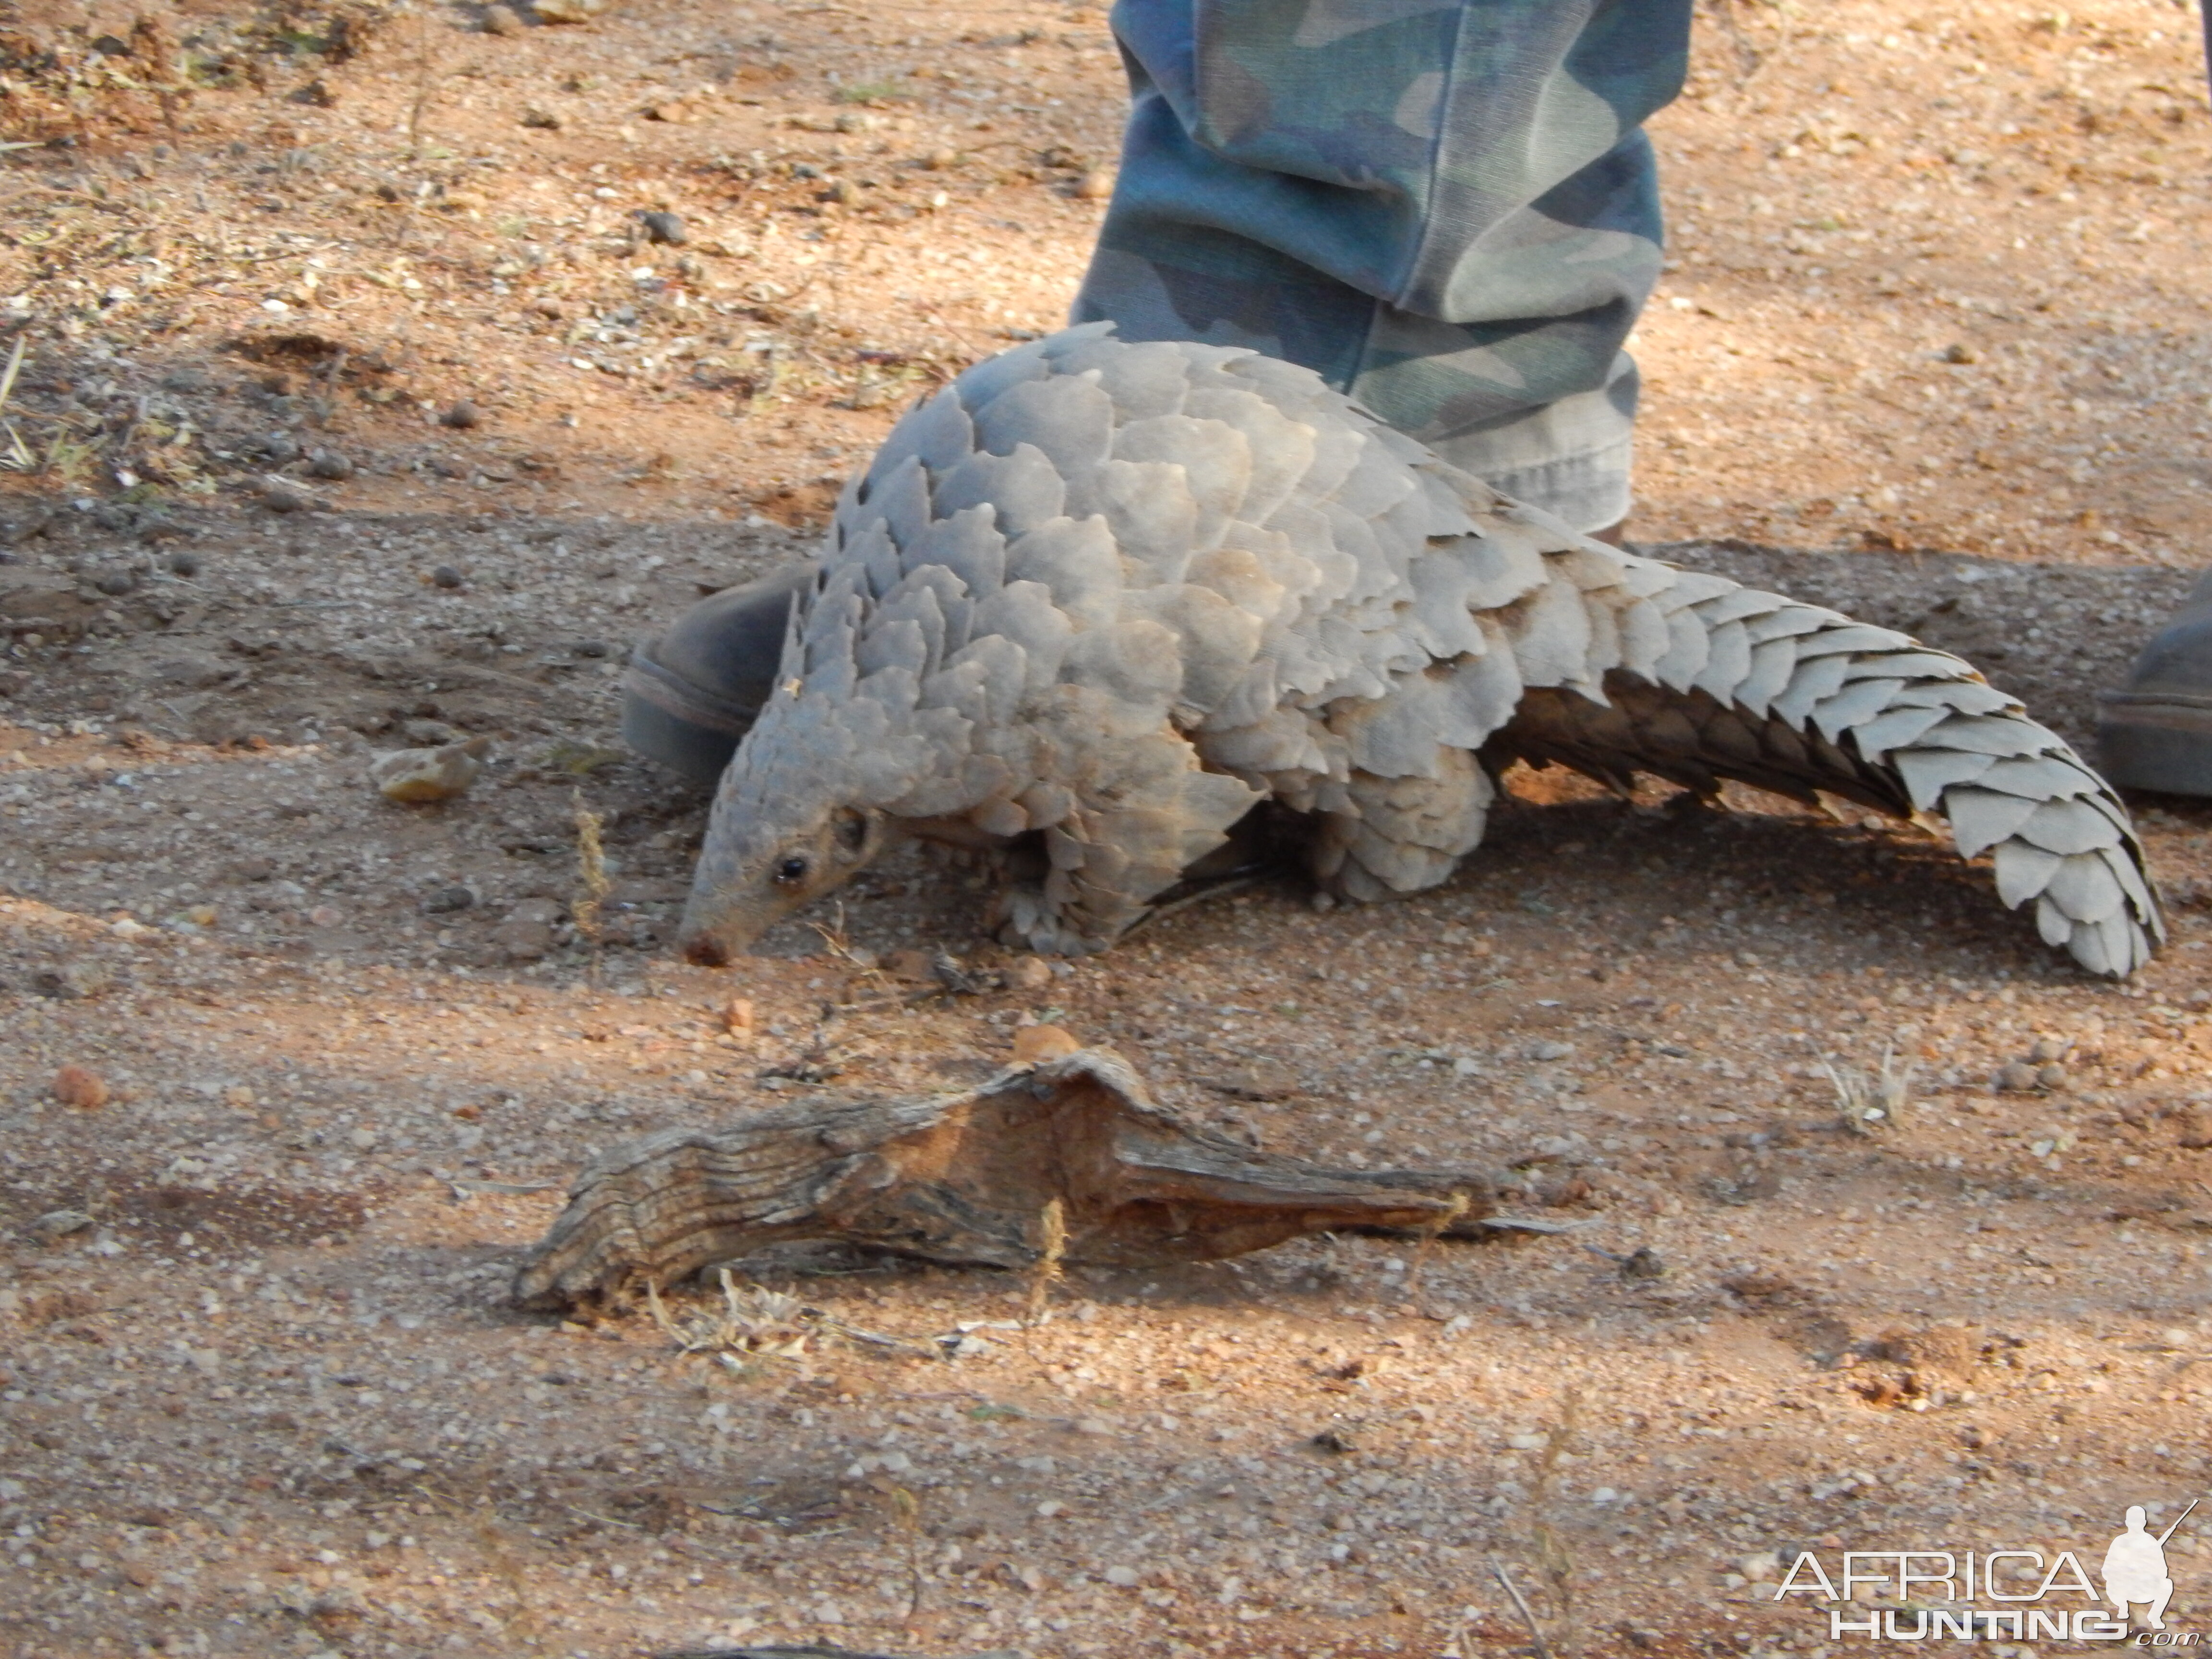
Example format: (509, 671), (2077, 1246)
(681, 323), (2159, 976)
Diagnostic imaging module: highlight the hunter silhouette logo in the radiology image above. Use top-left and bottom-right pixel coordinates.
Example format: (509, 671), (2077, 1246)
(1774, 1500), (2201, 1643)
(2106, 1502), (2195, 1633)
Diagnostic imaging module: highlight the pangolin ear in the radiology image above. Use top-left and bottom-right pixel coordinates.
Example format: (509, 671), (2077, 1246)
(831, 807), (869, 860)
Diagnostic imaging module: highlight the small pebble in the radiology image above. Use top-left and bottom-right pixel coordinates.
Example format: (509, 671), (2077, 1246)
(1011, 1024), (1081, 1065)
(723, 997), (755, 1036)
(531, 0), (610, 23)
(440, 401), (481, 430)
(260, 432), (302, 464)
(422, 883), (477, 914)
(52, 1065), (110, 1110)
(29, 1209), (95, 1244)
(1201, 1057), (1298, 1101)
(1943, 342), (1981, 364)
(885, 948), (937, 983)
(261, 478), (315, 513)
(491, 917), (556, 961)
(637, 210), (687, 246)
(1005, 956), (1054, 993)
(2178, 1109), (2212, 1151)
(307, 448), (354, 480)
(93, 568), (135, 596)
(520, 106), (563, 130)
(165, 550), (202, 577)
(371, 735), (492, 803)
(431, 565), (466, 589)
(1995, 1061), (2040, 1094)
(482, 2), (525, 33)
(1072, 169), (1114, 200)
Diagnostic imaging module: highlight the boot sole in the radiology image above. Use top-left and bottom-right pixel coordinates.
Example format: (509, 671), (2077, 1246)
(2096, 689), (2212, 797)
(620, 642), (761, 786)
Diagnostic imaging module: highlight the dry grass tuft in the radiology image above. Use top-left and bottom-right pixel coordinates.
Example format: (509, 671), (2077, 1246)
(1824, 1045), (1913, 1136)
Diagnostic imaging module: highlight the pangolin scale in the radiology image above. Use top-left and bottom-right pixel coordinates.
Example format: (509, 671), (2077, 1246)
(677, 323), (2160, 978)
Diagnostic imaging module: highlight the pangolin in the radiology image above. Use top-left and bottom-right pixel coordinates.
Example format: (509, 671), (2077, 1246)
(677, 323), (2160, 977)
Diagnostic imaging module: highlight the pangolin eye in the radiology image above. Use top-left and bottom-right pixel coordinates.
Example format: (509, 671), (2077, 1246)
(775, 855), (810, 884)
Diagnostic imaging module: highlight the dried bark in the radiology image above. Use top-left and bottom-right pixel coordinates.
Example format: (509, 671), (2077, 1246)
(513, 1047), (1497, 1310)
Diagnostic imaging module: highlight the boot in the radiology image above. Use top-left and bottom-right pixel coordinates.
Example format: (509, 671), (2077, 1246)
(620, 562), (813, 784)
(2097, 568), (2212, 796)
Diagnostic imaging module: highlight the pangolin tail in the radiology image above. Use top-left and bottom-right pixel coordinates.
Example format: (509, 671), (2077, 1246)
(1491, 586), (2161, 977)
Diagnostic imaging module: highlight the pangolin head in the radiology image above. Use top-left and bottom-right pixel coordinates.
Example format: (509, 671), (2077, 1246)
(674, 625), (919, 965)
(677, 787), (893, 965)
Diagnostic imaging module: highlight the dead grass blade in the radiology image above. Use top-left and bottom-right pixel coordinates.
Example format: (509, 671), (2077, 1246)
(1490, 1557), (1557, 1659)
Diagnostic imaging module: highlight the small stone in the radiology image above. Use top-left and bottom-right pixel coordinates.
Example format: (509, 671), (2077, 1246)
(1529, 1040), (1574, 1062)
(165, 550), (202, 577)
(1004, 956), (1053, 993)
(306, 905), (342, 928)
(93, 567), (136, 596)
(482, 2), (525, 33)
(33, 960), (110, 999)
(637, 210), (687, 246)
(440, 401), (481, 430)
(371, 735), (492, 803)
(722, 997), (755, 1036)
(261, 478), (316, 513)
(1201, 1057), (1298, 1101)
(52, 1065), (110, 1109)
(2036, 1062), (2068, 1090)
(1943, 342), (1981, 364)
(920, 147), (957, 170)
(422, 883), (477, 914)
(307, 449), (354, 481)
(1071, 169), (1114, 201)
(29, 1208), (95, 1244)
(1011, 1024), (1081, 1065)
(403, 718), (461, 745)
(260, 431), (303, 464)
(1103, 1565), (1140, 1587)
(1738, 1551), (1781, 1582)
(1996, 1061), (2040, 1094)
(520, 106), (563, 130)
(431, 565), (466, 589)
(2178, 1109), (2212, 1152)
(885, 948), (936, 983)
(531, 0), (609, 22)
(491, 918), (555, 962)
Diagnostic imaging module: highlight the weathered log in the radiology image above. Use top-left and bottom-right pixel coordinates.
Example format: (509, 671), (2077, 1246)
(513, 1047), (1498, 1310)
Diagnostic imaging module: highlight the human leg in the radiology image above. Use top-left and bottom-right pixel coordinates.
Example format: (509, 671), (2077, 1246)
(1073, 0), (1693, 533)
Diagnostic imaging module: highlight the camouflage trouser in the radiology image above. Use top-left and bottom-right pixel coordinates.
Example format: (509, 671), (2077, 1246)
(1072, 0), (1692, 534)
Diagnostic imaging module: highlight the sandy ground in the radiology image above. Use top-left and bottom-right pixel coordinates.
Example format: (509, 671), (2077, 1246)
(5, 2), (2212, 1658)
